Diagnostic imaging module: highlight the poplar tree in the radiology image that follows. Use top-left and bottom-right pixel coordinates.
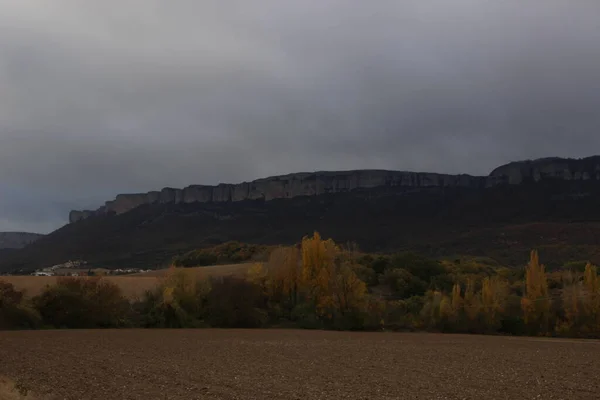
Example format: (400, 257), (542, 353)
(521, 250), (550, 334)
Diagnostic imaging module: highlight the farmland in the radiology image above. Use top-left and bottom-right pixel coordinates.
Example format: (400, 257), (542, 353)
(0, 330), (598, 399)
(0, 263), (253, 298)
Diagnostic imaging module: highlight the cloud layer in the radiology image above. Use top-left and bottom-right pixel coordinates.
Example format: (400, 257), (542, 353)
(1, 0), (600, 232)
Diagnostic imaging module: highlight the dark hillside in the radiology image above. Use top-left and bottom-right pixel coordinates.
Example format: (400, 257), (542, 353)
(4, 180), (600, 272)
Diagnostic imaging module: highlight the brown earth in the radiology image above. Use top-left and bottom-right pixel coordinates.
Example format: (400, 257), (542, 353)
(0, 330), (598, 400)
(0, 264), (252, 299)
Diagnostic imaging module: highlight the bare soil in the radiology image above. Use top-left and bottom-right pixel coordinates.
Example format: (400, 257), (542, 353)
(0, 330), (598, 400)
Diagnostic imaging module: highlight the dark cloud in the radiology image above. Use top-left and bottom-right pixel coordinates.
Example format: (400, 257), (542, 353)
(1, 1), (600, 232)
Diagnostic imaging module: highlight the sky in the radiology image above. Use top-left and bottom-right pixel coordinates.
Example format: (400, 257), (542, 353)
(1, 1), (600, 233)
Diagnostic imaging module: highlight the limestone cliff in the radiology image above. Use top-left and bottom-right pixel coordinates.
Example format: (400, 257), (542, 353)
(68, 156), (600, 223)
(488, 156), (600, 185)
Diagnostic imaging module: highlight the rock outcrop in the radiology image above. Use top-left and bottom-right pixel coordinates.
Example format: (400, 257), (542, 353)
(488, 156), (600, 185)
(68, 156), (600, 223)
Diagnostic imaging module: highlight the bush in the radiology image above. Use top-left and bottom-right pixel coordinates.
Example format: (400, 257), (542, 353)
(0, 281), (41, 330)
(352, 264), (379, 287)
(135, 269), (210, 328)
(389, 252), (445, 282)
(290, 302), (324, 329)
(359, 255), (390, 274)
(172, 242), (271, 267)
(383, 268), (427, 299)
(206, 276), (268, 328)
(33, 277), (129, 328)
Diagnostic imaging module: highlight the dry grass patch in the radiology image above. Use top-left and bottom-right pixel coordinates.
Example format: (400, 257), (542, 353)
(1, 263), (253, 299)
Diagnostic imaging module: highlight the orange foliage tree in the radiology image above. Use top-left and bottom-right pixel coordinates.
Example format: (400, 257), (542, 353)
(251, 246), (302, 317)
(521, 250), (550, 334)
(300, 232), (367, 321)
(480, 276), (509, 331)
(582, 263), (600, 333)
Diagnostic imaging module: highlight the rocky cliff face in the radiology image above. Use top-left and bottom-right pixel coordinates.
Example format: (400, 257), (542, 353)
(0, 232), (44, 249)
(488, 156), (600, 185)
(69, 156), (600, 223)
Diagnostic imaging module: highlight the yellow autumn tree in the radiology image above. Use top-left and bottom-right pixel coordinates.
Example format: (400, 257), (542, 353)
(521, 250), (550, 334)
(331, 263), (367, 317)
(158, 267), (210, 326)
(480, 276), (509, 331)
(451, 283), (463, 317)
(422, 290), (453, 330)
(439, 283), (463, 327)
(247, 262), (269, 295)
(463, 278), (481, 325)
(299, 232), (368, 321)
(300, 232), (338, 317)
(558, 270), (583, 335)
(262, 246), (301, 315)
(582, 263), (600, 333)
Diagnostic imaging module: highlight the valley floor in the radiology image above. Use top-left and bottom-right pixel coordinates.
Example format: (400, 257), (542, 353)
(0, 330), (598, 399)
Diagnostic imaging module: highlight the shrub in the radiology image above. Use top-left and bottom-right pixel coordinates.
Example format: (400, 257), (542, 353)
(352, 264), (379, 287)
(206, 276), (268, 328)
(389, 252), (445, 282)
(0, 281), (41, 330)
(172, 242), (271, 267)
(135, 268), (210, 328)
(33, 277), (129, 328)
(383, 268), (427, 299)
(359, 255), (390, 274)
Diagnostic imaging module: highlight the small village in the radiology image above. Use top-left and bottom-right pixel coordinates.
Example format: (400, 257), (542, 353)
(30, 260), (150, 276)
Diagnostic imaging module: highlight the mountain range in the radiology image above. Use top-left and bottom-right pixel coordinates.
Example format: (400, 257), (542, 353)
(3, 156), (600, 273)
(0, 232), (44, 249)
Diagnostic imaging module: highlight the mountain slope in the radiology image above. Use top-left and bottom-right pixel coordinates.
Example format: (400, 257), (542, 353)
(0, 232), (44, 249)
(68, 156), (600, 222)
(4, 179), (600, 272)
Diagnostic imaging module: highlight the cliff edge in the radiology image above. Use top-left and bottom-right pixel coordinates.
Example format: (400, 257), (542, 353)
(69, 156), (600, 223)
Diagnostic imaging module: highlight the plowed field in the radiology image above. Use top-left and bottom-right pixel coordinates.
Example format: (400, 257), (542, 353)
(0, 330), (598, 400)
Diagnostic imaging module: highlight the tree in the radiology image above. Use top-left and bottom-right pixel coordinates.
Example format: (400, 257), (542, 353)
(463, 278), (481, 325)
(383, 268), (427, 299)
(263, 246), (301, 316)
(300, 232), (338, 318)
(206, 276), (267, 328)
(34, 277), (129, 328)
(389, 252), (445, 282)
(582, 263), (600, 334)
(331, 264), (367, 317)
(480, 276), (509, 332)
(521, 250), (550, 334)
(298, 232), (369, 325)
(0, 281), (41, 329)
(558, 270), (584, 335)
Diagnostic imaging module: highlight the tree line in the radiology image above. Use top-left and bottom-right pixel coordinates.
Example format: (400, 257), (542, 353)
(1, 232), (599, 337)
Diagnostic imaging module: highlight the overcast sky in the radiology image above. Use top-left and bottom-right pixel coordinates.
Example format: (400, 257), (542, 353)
(1, 1), (600, 233)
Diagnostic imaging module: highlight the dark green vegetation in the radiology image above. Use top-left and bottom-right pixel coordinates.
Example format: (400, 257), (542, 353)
(171, 241), (272, 267)
(4, 180), (600, 273)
